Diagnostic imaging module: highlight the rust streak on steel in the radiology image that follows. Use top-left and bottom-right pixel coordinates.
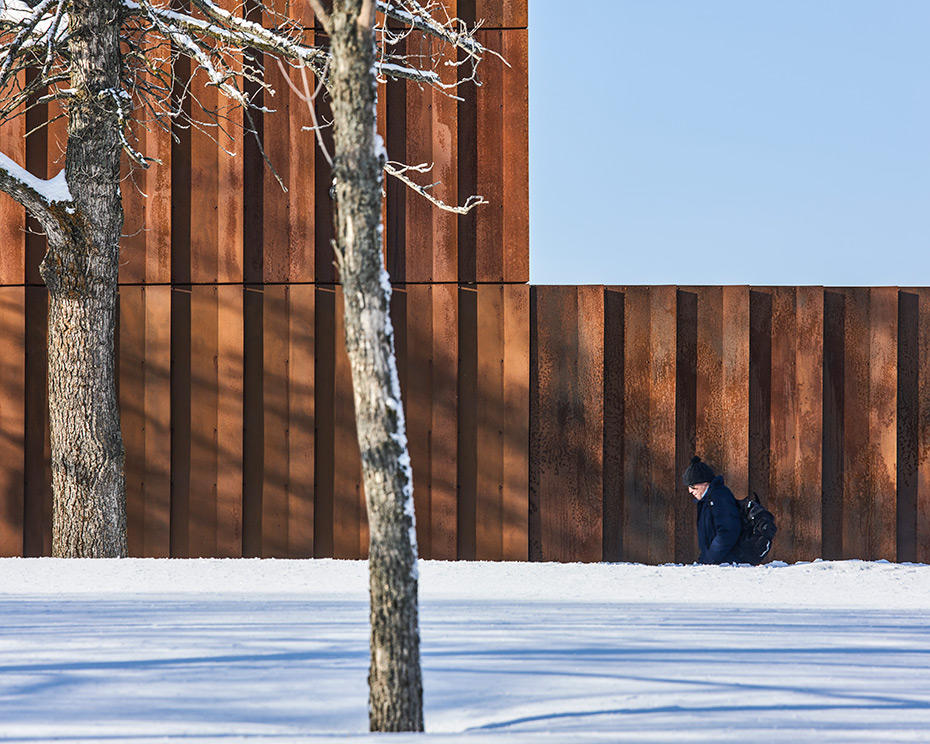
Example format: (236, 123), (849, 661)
(0, 287), (25, 555)
(502, 283), (530, 561)
(262, 284), (289, 557)
(120, 286), (146, 556)
(795, 286), (824, 561)
(869, 287), (898, 561)
(288, 284), (316, 558)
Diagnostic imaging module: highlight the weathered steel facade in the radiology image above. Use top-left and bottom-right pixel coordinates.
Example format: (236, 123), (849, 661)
(1, 2), (928, 563)
(530, 285), (930, 565)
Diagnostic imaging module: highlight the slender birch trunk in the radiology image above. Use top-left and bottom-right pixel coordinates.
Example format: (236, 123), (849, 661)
(40, 0), (127, 557)
(328, 0), (424, 732)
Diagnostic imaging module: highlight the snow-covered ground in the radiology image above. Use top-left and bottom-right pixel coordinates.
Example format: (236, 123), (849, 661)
(1, 558), (929, 743)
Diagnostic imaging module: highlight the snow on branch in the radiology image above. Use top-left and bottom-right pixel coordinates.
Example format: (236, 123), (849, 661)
(384, 160), (486, 214)
(0, 150), (71, 219)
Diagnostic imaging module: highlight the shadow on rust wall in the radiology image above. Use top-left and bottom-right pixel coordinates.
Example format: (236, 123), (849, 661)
(531, 285), (930, 566)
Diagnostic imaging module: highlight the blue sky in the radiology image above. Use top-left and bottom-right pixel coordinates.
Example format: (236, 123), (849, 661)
(528, 1), (929, 286)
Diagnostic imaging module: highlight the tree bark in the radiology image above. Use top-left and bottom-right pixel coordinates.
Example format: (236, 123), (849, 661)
(329, 0), (424, 732)
(40, 0), (127, 557)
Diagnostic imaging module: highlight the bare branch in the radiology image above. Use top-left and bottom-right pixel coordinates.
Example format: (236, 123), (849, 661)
(384, 160), (486, 214)
(276, 57), (333, 167)
(0, 150), (70, 221)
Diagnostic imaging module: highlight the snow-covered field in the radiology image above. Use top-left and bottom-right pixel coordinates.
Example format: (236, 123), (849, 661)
(1, 559), (929, 743)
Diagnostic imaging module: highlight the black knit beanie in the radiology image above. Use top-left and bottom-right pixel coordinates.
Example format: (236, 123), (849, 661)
(682, 456), (715, 486)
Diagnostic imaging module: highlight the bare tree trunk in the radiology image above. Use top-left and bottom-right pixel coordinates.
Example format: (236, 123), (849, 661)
(328, 0), (423, 732)
(39, 0), (127, 557)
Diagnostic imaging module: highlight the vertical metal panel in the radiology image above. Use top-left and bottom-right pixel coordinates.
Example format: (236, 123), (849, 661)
(694, 286), (723, 474)
(722, 286), (750, 498)
(842, 287), (870, 559)
(217, 285), (244, 557)
(822, 290), (845, 560)
(288, 284), (316, 557)
(314, 286), (335, 557)
(794, 286), (824, 560)
(431, 51), (460, 283)
(501, 29), (529, 284)
(285, 45), (317, 284)
(748, 289), (772, 507)
(171, 55), (192, 287)
(502, 283), (529, 560)
(121, 286), (173, 557)
(216, 285), (243, 558)
(769, 287), (796, 558)
(189, 82), (220, 284)
(869, 287), (897, 560)
(897, 290), (919, 562)
(532, 286), (603, 563)
(430, 283), (459, 559)
(603, 287), (625, 561)
(120, 286), (146, 555)
(183, 285), (243, 557)
(403, 284), (462, 559)
(189, 285), (219, 557)
(120, 152), (147, 285)
(120, 106), (173, 284)
(170, 286), (191, 556)
(456, 73), (478, 284)
(23, 285), (50, 556)
(457, 286), (478, 559)
(262, 284), (289, 556)
(143, 286), (172, 556)
(622, 286), (650, 563)
(255, 282), (315, 560)
(675, 289), (698, 563)
(261, 53), (292, 284)
(467, 30), (529, 284)
(119, 76), (174, 285)
(241, 285), (263, 556)
(528, 286), (539, 561)
(402, 40), (459, 283)
(916, 288), (930, 564)
(217, 2), (246, 285)
(474, 31), (504, 284)
(475, 284), (504, 559)
(218, 116), (244, 286)
(0, 98), (25, 285)
(143, 106), (173, 284)
(0, 287), (25, 555)
(648, 286), (677, 563)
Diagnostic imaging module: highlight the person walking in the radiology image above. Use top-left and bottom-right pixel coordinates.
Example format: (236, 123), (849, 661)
(682, 456), (741, 565)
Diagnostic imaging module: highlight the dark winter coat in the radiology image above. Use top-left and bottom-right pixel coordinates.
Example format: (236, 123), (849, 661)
(696, 475), (742, 564)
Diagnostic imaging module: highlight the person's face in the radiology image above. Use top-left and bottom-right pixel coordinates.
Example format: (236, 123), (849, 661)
(688, 482), (710, 501)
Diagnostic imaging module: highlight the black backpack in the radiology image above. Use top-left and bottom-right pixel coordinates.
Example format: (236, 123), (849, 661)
(732, 493), (777, 565)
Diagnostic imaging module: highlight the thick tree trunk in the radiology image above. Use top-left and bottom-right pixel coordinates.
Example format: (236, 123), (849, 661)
(329, 0), (423, 732)
(39, 0), (127, 557)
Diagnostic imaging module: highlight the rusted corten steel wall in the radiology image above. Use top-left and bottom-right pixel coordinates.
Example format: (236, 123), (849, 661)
(0, 1), (530, 558)
(531, 286), (930, 565)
